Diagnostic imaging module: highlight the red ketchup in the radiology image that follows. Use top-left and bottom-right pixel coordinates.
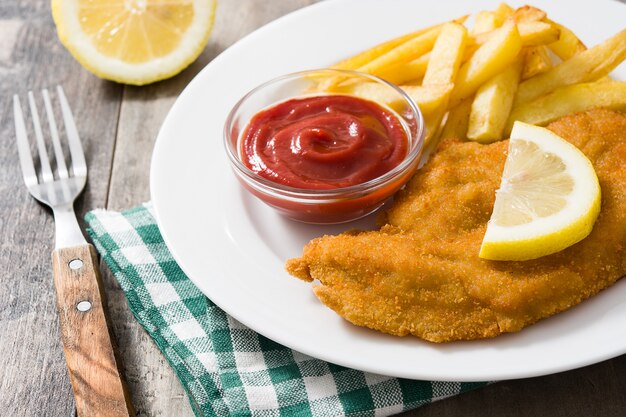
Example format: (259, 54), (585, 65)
(240, 95), (409, 190)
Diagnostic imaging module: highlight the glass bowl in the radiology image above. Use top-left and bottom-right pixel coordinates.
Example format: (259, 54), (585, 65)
(224, 69), (424, 224)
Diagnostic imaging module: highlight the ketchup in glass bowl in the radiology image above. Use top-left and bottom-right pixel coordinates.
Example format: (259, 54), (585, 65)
(224, 69), (424, 224)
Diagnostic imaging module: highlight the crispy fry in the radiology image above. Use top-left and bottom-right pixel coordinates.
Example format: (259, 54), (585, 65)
(423, 23), (468, 85)
(332, 37), (421, 71)
(450, 20), (522, 106)
(546, 19), (586, 60)
(402, 84), (454, 118)
(325, 81), (403, 110)
(319, 28), (436, 91)
(472, 11), (498, 35)
(471, 21), (559, 47)
(493, 3), (514, 25)
(461, 43), (479, 63)
(596, 76), (614, 83)
(511, 5), (546, 23)
(420, 22), (467, 148)
(376, 53), (430, 85)
(329, 82), (453, 118)
(356, 27), (442, 77)
(326, 6), (625, 153)
(422, 109), (447, 154)
(521, 45), (552, 79)
(514, 28), (626, 106)
(506, 81), (626, 133)
(440, 97), (473, 141)
(331, 24), (440, 71)
(517, 21), (560, 46)
(467, 57), (522, 143)
(332, 16), (468, 71)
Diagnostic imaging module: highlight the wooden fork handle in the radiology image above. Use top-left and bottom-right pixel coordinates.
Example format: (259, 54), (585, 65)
(52, 244), (135, 417)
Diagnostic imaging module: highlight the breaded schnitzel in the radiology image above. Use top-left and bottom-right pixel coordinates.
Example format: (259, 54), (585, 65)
(286, 109), (626, 342)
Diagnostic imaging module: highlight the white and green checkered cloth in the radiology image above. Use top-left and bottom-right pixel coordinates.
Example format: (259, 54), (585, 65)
(85, 203), (487, 417)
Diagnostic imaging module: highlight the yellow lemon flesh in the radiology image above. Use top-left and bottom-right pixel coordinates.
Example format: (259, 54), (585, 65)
(479, 121), (601, 261)
(52, 0), (217, 85)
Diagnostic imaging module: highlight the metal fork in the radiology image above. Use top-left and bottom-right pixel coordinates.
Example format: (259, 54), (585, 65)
(14, 87), (135, 417)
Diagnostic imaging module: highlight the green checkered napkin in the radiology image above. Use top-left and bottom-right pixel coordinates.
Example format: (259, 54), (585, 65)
(85, 203), (487, 417)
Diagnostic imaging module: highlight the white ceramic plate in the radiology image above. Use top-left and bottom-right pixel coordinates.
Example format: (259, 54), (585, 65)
(151, 0), (626, 381)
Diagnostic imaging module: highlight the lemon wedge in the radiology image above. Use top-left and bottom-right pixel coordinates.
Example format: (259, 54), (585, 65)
(479, 121), (601, 261)
(52, 0), (217, 85)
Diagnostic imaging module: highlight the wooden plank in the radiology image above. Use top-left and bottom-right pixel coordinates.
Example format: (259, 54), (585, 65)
(408, 356), (626, 416)
(103, 1), (318, 416)
(0, 1), (122, 416)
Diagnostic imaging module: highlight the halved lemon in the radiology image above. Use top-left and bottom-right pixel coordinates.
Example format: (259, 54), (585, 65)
(52, 0), (217, 85)
(479, 121), (601, 261)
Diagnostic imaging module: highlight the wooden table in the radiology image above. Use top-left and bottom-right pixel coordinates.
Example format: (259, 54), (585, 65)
(1, 1), (625, 415)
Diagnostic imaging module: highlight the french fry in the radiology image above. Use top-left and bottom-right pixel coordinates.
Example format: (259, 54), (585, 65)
(376, 53), (430, 85)
(493, 3), (515, 26)
(420, 22), (467, 148)
(402, 84), (454, 118)
(332, 16), (468, 71)
(331, 24), (440, 71)
(467, 58), (522, 143)
(356, 27), (442, 77)
(332, 35), (422, 72)
(517, 21), (560, 46)
(506, 81), (626, 133)
(596, 76), (614, 83)
(514, 28), (626, 106)
(511, 5), (546, 23)
(326, 81), (403, 110)
(461, 44), (479, 63)
(329, 82), (453, 118)
(472, 3), (514, 31)
(423, 23), (468, 85)
(546, 19), (586, 60)
(472, 11), (499, 35)
(439, 97), (473, 140)
(521, 45), (552, 80)
(471, 21), (560, 47)
(319, 28), (439, 91)
(422, 110), (447, 155)
(449, 21), (522, 106)
(326, 5), (625, 152)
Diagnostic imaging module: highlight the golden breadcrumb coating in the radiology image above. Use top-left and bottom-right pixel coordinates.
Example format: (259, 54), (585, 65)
(286, 109), (626, 342)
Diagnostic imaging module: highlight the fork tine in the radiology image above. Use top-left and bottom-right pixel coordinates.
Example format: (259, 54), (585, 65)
(57, 86), (87, 178)
(28, 91), (54, 183)
(13, 95), (38, 187)
(43, 89), (69, 179)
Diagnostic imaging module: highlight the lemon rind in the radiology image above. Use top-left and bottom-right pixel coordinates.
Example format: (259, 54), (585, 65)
(479, 190), (600, 261)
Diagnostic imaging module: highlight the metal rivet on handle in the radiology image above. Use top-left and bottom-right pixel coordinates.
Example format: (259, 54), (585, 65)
(69, 259), (83, 270)
(76, 300), (92, 312)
